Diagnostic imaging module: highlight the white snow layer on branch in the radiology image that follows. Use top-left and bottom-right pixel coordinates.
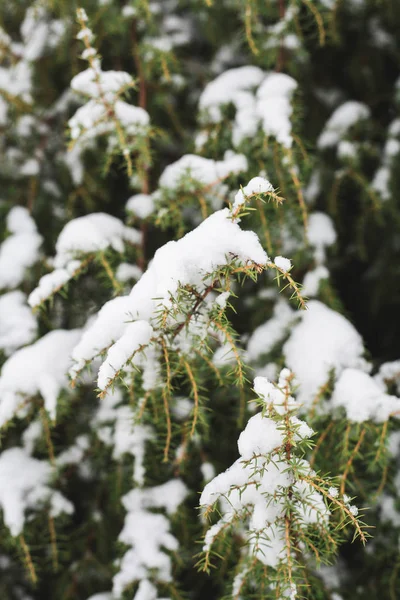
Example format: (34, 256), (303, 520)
(96, 394), (153, 485)
(332, 368), (400, 422)
(200, 373), (324, 569)
(317, 101), (370, 149)
(0, 291), (37, 355)
(159, 152), (247, 190)
(198, 66), (297, 147)
(54, 212), (141, 267)
(0, 206), (42, 289)
(70, 208), (268, 382)
(28, 213), (141, 307)
(113, 480), (188, 596)
(97, 321), (153, 391)
(283, 301), (367, 409)
(372, 118), (400, 200)
(233, 176), (274, 209)
(0, 447), (73, 536)
(246, 300), (294, 361)
(71, 67), (133, 101)
(126, 193), (155, 219)
(0, 329), (81, 426)
(307, 212), (337, 263)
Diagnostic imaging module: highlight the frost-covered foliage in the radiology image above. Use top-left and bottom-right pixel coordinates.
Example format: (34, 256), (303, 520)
(1, 1), (400, 600)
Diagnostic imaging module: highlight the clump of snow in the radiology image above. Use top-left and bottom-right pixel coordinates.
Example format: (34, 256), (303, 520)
(247, 300), (294, 361)
(0, 291), (37, 355)
(283, 301), (366, 407)
(198, 68), (297, 148)
(0, 447), (73, 537)
(372, 119), (400, 200)
(70, 208), (268, 382)
(200, 372), (324, 571)
(71, 67), (133, 102)
(54, 213), (141, 268)
(317, 101), (370, 149)
(126, 194), (155, 219)
(113, 479), (187, 597)
(28, 214), (141, 307)
(274, 256), (292, 272)
(159, 152), (247, 190)
(302, 266), (329, 297)
(256, 72), (298, 148)
(0, 329), (81, 425)
(307, 212), (337, 263)
(98, 321), (153, 391)
(28, 260), (82, 308)
(0, 207), (42, 289)
(233, 176), (274, 209)
(199, 65), (265, 123)
(332, 368), (400, 422)
(95, 389), (154, 485)
(116, 263), (143, 283)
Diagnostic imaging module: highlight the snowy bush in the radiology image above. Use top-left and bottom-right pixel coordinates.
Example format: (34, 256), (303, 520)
(1, 2), (400, 599)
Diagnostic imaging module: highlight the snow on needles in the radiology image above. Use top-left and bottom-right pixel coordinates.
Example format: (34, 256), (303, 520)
(70, 208), (268, 387)
(159, 152), (247, 190)
(198, 67), (298, 148)
(0, 291), (37, 355)
(283, 301), (366, 408)
(113, 480), (188, 596)
(0, 329), (81, 426)
(0, 447), (73, 537)
(0, 206), (42, 290)
(28, 213), (141, 307)
(317, 101), (370, 149)
(200, 372), (325, 570)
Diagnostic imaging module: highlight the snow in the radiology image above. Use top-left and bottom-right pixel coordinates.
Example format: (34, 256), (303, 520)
(256, 72), (297, 147)
(71, 67), (133, 100)
(86, 594), (112, 600)
(200, 373), (323, 570)
(201, 462), (215, 482)
(332, 368), (400, 422)
(247, 300), (294, 361)
(198, 68), (297, 148)
(307, 212), (337, 263)
(199, 65), (265, 123)
(302, 266), (329, 297)
(0, 207), (42, 289)
(70, 208), (268, 380)
(53, 213), (141, 268)
(159, 153), (248, 190)
(98, 321), (153, 390)
(233, 176), (274, 209)
(0, 447), (73, 536)
(0, 291), (37, 355)
(95, 390), (153, 485)
(237, 412), (284, 459)
(113, 480), (187, 596)
(0, 329), (81, 425)
(283, 301), (366, 407)
(126, 193), (155, 219)
(317, 101), (370, 149)
(28, 261), (82, 308)
(56, 435), (89, 467)
(372, 119), (400, 200)
(274, 256), (292, 272)
(116, 263), (143, 283)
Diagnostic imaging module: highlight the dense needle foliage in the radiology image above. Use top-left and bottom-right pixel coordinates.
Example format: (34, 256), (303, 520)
(1, 1), (400, 600)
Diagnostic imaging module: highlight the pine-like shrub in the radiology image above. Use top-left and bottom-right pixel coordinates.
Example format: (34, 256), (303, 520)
(1, 2), (400, 599)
